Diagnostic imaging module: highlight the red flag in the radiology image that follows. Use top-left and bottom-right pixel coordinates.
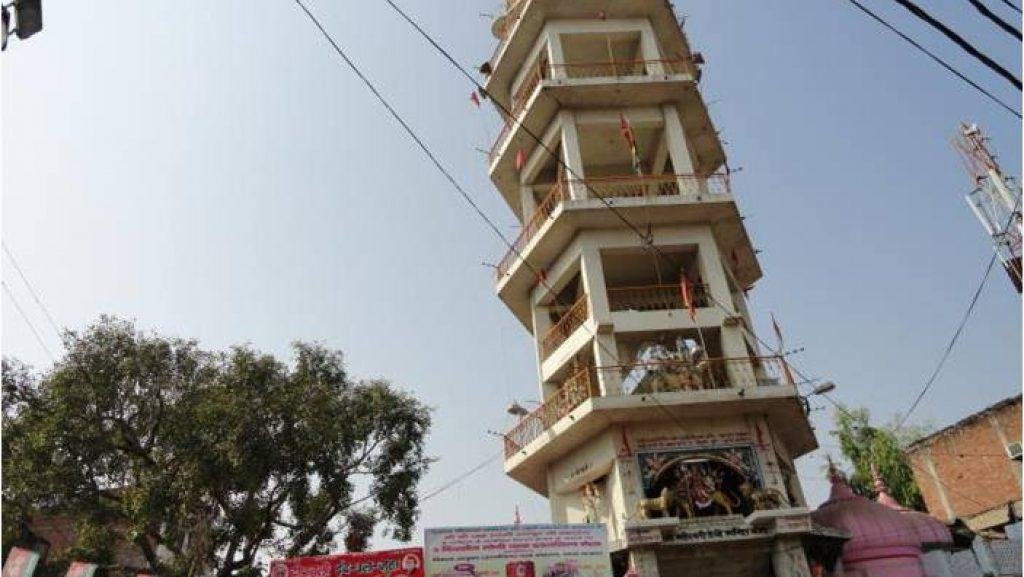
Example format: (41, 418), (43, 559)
(619, 114), (636, 149)
(515, 149), (526, 171)
(470, 90), (481, 107)
(680, 275), (696, 322)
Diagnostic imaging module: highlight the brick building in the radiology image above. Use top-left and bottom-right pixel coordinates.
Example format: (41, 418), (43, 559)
(905, 395), (1022, 534)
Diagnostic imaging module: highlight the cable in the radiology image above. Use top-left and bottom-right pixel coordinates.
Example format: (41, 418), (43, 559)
(998, 0), (1022, 14)
(843, 0), (1021, 118)
(890, 0), (1021, 89)
(420, 450), (503, 502)
(2, 280), (54, 360)
(2, 241), (61, 338)
(967, 0), (1022, 40)
(896, 193), (1021, 429)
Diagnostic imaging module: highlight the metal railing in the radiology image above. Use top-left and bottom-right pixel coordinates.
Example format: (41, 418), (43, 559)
(511, 58), (548, 118)
(504, 367), (597, 458)
(550, 58), (687, 79)
(540, 295), (589, 358)
(502, 355), (793, 459)
(577, 173), (730, 199)
(618, 355), (794, 393)
(607, 283), (710, 313)
(494, 182), (568, 280)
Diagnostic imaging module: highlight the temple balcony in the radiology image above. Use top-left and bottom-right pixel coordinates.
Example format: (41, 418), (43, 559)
(502, 355), (816, 495)
(486, 66), (719, 191)
(485, 0), (698, 98)
(493, 173), (758, 328)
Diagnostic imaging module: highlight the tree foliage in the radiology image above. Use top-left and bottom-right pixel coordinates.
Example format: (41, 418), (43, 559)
(2, 317), (432, 577)
(830, 405), (930, 510)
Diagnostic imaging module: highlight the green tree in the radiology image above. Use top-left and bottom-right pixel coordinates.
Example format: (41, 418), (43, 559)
(831, 405), (930, 510)
(2, 317), (432, 577)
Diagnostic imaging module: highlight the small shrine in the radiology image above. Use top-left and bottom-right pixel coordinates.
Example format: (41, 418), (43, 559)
(811, 461), (955, 577)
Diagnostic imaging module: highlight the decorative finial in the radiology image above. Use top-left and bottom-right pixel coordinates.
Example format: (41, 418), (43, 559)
(825, 455), (843, 484)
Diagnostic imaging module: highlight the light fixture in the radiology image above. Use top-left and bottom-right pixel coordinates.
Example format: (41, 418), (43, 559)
(812, 381), (837, 396)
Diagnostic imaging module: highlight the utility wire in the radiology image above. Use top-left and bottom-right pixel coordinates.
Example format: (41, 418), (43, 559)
(967, 0), (1022, 40)
(896, 190), (1021, 429)
(844, 0), (1021, 118)
(3, 241), (62, 338)
(998, 0), (1022, 14)
(890, 0), (1022, 89)
(2, 280), (54, 360)
(420, 451), (503, 502)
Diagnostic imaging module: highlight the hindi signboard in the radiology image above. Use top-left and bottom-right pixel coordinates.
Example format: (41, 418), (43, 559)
(270, 548), (424, 577)
(424, 524), (611, 577)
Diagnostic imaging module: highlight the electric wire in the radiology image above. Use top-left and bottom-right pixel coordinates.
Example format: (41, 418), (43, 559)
(844, 0), (1022, 118)
(890, 0), (1021, 89)
(419, 450), (504, 502)
(2, 280), (54, 360)
(998, 0), (1022, 14)
(967, 0), (1022, 40)
(895, 194), (1022, 429)
(3, 241), (62, 338)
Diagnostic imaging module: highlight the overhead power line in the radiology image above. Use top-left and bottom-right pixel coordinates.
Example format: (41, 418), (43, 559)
(997, 0), (1022, 14)
(896, 193), (1021, 429)
(890, 0), (1022, 89)
(3, 241), (62, 338)
(2, 280), (54, 360)
(844, 0), (1021, 118)
(967, 0), (1022, 40)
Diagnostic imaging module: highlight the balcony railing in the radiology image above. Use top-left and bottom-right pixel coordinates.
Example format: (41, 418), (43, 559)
(540, 295), (589, 358)
(495, 182), (568, 280)
(504, 366), (597, 458)
(502, 355), (794, 460)
(607, 283), (710, 313)
(550, 58), (687, 79)
(618, 355), (794, 394)
(578, 173), (730, 199)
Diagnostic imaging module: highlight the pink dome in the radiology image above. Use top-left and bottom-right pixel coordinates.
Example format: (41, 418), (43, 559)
(812, 463), (925, 575)
(870, 466), (953, 549)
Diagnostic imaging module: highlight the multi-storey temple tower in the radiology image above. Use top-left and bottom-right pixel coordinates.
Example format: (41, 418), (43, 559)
(484, 2), (821, 576)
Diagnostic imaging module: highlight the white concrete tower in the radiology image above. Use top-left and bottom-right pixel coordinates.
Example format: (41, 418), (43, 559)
(485, 2), (820, 576)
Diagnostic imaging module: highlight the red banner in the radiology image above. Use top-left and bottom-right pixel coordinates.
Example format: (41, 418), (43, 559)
(271, 548), (424, 577)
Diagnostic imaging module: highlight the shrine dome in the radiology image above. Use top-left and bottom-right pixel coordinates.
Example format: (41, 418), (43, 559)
(869, 466), (953, 550)
(811, 464), (926, 577)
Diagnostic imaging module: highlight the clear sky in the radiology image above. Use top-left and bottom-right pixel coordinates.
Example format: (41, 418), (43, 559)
(3, 0), (1021, 549)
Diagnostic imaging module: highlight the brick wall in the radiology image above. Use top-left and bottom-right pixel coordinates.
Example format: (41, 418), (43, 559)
(907, 398), (1022, 523)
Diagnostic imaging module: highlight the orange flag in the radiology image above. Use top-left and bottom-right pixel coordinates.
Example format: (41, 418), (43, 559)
(681, 275), (696, 322)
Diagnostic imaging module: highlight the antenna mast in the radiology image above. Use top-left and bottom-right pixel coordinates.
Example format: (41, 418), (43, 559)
(953, 122), (1023, 292)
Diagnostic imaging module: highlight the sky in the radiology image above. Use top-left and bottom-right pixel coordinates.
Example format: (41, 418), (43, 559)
(2, 0), (1021, 552)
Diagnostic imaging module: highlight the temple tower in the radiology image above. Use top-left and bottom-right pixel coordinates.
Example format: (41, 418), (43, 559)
(485, 2), (819, 576)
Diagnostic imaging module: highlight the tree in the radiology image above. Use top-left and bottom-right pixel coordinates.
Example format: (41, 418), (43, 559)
(2, 317), (432, 577)
(830, 405), (930, 510)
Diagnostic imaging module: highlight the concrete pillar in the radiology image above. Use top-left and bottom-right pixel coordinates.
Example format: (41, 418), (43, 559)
(695, 233), (749, 386)
(531, 301), (554, 398)
(661, 104), (707, 196)
(560, 112), (587, 200)
(546, 29), (567, 80)
(520, 185), (537, 221)
(769, 537), (812, 577)
(628, 549), (660, 577)
(638, 23), (665, 75)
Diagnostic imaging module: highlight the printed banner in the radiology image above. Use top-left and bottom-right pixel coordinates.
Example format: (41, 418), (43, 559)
(2, 548), (40, 577)
(424, 524), (610, 577)
(270, 548), (424, 577)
